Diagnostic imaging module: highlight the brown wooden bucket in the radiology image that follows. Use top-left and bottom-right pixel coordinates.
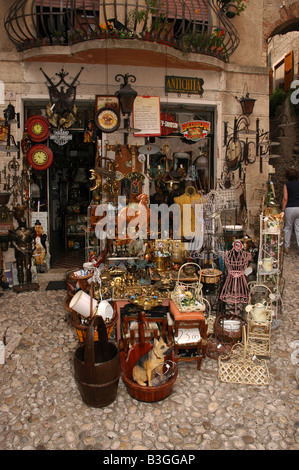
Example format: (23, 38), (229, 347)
(74, 315), (121, 408)
(120, 312), (178, 402)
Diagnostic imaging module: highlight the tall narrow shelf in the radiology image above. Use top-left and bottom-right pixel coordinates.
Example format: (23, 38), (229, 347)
(65, 213), (86, 250)
(257, 213), (284, 327)
(85, 205), (103, 262)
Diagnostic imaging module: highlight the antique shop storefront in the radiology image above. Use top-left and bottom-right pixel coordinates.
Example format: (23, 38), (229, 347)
(1, 0), (289, 398)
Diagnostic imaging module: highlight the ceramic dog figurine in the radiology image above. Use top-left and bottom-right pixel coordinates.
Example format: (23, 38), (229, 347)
(132, 337), (172, 387)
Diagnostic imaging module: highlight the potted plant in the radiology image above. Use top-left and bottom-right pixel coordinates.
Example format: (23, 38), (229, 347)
(183, 28), (227, 58)
(225, 0), (247, 18)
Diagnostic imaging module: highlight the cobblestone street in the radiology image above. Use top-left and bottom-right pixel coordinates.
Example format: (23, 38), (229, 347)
(0, 244), (298, 452)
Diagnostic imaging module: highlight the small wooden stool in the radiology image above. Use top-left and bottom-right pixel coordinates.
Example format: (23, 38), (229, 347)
(168, 300), (207, 370)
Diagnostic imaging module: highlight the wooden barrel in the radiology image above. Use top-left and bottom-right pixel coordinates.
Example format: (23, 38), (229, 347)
(74, 316), (121, 408)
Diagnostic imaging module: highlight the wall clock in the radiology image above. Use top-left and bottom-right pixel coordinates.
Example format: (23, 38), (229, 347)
(27, 144), (53, 171)
(25, 116), (51, 142)
(95, 106), (120, 133)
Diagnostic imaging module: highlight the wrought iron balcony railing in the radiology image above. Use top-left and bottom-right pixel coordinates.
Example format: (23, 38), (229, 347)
(4, 1), (240, 62)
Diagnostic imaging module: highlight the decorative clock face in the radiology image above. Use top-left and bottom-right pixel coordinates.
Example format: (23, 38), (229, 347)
(27, 144), (53, 171)
(33, 150), (48, 165)
(96, 107), (120, 133)
(32, 123), (44, 136)
(25, 116), (50, 142)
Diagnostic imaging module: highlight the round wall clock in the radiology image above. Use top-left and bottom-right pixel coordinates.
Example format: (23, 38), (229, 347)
(25, 116), (51, 142)
(27, 144), (53, 171)
(95, 107), (120, 133)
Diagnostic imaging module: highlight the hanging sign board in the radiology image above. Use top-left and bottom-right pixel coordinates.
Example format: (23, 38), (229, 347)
(133, 96), (161, 137)
(161, 112), (179, 136)
(165, 76), (204, 96)
(180, 120), (211, 141)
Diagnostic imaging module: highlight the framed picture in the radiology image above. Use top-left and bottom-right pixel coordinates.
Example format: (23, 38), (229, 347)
(95, 95), (120, 113)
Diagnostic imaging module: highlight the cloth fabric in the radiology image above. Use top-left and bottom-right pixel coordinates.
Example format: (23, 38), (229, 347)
(169, 300), (205, 321)
(284, 180), (299, 248)
(286, 181), (299, 207)
(284, 206), (299, 248)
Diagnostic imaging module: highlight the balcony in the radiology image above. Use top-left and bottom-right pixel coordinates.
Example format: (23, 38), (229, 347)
(4, 1), (240, 64)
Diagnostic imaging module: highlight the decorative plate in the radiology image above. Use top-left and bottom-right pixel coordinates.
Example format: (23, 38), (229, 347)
(95, 106), (120, 133)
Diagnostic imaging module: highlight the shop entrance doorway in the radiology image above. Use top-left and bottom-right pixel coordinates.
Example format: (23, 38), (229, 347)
(48, 131), (95, 269)
(24, 101), (97, 270)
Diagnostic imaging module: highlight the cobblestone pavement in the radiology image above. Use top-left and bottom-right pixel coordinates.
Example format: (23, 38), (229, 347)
(0, 245), (298, 452)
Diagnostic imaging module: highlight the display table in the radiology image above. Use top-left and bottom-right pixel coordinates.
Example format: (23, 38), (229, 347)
(168, 300), (207, 370)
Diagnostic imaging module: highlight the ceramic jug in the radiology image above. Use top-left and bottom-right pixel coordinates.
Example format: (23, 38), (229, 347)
(252, 303), (267, 322)
(262, 257), (273, 272)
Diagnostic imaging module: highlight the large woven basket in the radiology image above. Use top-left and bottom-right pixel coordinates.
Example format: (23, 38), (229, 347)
(64, 295), (117, 343)
(218, 327), (270, 386)
(200, 268), (222, 284)
(171, 262), (205, 313)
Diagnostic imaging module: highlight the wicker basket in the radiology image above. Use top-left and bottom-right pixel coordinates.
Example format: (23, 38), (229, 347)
(171, 263), (205, 313)
(64, 289), (117, 343)
(218, 327), (270, 386)
(200, 268), (222, 284)
(67, 268), (94, 292)
(69, 309), (117, 343)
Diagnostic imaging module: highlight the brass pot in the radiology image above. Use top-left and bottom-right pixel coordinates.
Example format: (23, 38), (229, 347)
(154, 256), (168, 272)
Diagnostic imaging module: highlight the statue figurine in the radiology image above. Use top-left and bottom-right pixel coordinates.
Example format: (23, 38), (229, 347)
(9, 207), (35, 287)
(32, 220), (47, 271)
(84, 119), (98, 143)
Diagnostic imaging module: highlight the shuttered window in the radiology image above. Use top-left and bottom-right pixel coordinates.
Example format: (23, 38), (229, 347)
(284, 50), (293, 92)
(269, 67), (273, 96)
(166, 0), (209, 21)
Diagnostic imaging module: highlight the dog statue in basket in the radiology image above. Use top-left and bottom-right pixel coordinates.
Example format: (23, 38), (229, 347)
(132, 337), (172, 387)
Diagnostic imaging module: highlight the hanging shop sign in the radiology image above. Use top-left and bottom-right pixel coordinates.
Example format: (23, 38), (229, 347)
(160, 112), (179, 136)
(180, 120), (211, 141)
(50, 129), (73, 146)
(95, 95), (120, 113)
(133, 96), (161, 137)
(165, 76), (204, 96)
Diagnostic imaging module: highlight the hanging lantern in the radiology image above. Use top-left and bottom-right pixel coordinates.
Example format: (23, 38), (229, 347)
(238, 93), (256, 116)
(115, 74), (137, 116)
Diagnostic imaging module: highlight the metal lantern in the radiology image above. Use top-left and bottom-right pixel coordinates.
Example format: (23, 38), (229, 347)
(239, 93), (256, 116)
(115, 74), (137, 116)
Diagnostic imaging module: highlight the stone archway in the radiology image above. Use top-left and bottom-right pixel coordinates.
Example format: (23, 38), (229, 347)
(263, 1), (299, 206)
(263, 0), (299, 41)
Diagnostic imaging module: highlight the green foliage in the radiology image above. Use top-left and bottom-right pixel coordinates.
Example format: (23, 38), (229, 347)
(231, 0), (247, 15)
(269, 87), (285, 117)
